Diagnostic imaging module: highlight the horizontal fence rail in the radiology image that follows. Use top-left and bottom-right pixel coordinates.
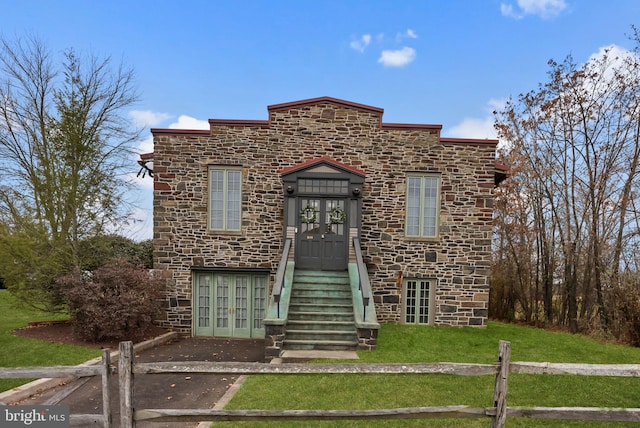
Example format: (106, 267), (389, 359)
(135, 361), (499, 376)
(0, 365), (102, 379)
(510, 362), (640, 376)
(134, 406), (490, 423)
(0, 349), (113, 428)
(116, 340), (640, 427)
(3, 340), (640, 427)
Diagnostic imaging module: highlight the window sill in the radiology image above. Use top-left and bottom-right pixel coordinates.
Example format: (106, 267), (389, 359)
(404, 236), (441, 242)
(208, 229), (243, 236)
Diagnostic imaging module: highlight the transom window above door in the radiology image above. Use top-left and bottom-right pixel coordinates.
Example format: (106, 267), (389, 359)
(298, 178), (349, 194)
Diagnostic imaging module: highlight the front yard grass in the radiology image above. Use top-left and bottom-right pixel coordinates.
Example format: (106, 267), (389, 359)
(0, 289), (101, 392)
(222, 322), (640, 427)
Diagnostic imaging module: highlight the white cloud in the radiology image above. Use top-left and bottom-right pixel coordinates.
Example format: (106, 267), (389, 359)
(350, 30), (418, 67)
(501, 0), (567, 19)
(130, 110), (172, 128)
(136, 135), (154, 155)
(114, 205), (153, 241)
(169, 115), (209, 130)
(350, 34), (372, 52)
(132, 114), (208, 158)
(447, 98), (507, 140)
(587, 44), (636, 73)
(487, 98), (508, 113)
(396, 29), (418, 42)
(378, 47), (416, 67)
(448, 117), (498, 140)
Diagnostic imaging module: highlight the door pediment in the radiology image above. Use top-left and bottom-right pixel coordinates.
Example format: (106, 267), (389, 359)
(280, 156), (366, 178)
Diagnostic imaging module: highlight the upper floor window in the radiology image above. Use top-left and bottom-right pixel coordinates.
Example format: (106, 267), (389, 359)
(406, 175), (440, 238)
(209, 167), (241, 231)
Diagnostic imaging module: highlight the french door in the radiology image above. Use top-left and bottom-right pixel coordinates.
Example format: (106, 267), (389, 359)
(404, 279), (435, 325)
(296, 197), (348, 270)
(194, 272), (266, 338)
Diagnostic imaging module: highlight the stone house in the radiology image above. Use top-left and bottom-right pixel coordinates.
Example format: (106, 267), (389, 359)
(142, 97), (506, 357)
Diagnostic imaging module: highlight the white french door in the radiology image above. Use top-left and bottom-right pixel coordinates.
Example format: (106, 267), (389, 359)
(404, 279), (435, 325)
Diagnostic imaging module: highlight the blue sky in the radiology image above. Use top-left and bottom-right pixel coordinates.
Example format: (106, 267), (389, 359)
(1, 0), (638, 240)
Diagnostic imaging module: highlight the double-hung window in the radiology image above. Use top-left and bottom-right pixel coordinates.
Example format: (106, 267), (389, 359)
(406, 175), (440, 237)
(209, 167), (242, 231)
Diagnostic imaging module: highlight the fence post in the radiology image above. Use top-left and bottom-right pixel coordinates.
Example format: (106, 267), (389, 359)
(492, 340), (511, 428)
(101, 349), (112, 428)
(119, 341), (135, 428)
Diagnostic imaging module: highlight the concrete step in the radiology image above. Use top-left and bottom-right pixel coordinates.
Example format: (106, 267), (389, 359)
(285, 269), (357, 351)
(294, 270), (349, 278)
(283, 339), (358, 351)
(278, 350), (359, 362)
(286, 320), (355, 331)
(293, 275), (349, 284)
(289, 308), (354, 322)
(293, 282), (350, 291)
(291, 288), (351, 303)
(286, 329), (357, 342)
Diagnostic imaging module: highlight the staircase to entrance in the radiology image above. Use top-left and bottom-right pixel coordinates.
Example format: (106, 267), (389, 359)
(284, 270), (358, 351)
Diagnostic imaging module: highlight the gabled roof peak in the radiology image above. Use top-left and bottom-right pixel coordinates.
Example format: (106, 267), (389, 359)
(268, 97), (384, 115)
(279, 156), (366, 177)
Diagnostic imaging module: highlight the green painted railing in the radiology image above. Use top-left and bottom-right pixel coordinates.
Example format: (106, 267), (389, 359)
(352, 238), (372, 322)
(272, 238), (292, 318)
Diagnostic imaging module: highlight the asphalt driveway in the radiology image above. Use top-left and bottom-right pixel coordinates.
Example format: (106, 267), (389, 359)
(12, 336), (265, 427)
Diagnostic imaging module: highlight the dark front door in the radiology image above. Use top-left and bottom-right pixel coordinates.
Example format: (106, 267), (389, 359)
(296, 198), (348, 270)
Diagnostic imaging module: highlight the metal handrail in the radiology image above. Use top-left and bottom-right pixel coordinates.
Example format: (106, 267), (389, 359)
(352, 238), (372, 322)
(272, 238), (292, 318)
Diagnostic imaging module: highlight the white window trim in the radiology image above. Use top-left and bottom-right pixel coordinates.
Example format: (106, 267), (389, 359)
(402, 278), (436, 325)
(405, 174), (441, 238)
(208, 166), (242, 232)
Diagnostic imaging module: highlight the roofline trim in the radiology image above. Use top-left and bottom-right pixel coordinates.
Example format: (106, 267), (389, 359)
(150, 128), (209, 136)
(440, 137), (499, 146)
(382, 122), (442, 131)
(208, 119), (270, 127)
(268, 96), (384, 114)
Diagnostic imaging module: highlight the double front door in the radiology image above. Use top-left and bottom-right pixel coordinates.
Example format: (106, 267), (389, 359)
(296, 198), (348, 270)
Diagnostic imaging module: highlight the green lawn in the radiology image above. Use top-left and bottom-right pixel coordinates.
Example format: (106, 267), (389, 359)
(222, 323), (640, 427)
(0, 289), (101, 392)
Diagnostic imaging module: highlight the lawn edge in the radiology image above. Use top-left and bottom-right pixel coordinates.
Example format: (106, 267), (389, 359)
(0, 331), (178, 404)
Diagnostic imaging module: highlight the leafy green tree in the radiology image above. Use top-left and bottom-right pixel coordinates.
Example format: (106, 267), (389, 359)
(78, 234), (153, 271)
(0, 35), (140, 308)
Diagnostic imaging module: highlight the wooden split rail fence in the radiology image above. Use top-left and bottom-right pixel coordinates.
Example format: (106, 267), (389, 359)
(2, 340), (640, 427)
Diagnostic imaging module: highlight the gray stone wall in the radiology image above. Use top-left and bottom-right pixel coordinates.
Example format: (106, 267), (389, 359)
(152, 99), (497, 333)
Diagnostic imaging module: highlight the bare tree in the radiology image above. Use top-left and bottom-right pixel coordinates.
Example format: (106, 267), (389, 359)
(0, 35), (140, 308)
(494, 31), (640, 338)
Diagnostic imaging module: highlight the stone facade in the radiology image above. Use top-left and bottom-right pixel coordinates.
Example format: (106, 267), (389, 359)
(150, 97), (499, 335)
